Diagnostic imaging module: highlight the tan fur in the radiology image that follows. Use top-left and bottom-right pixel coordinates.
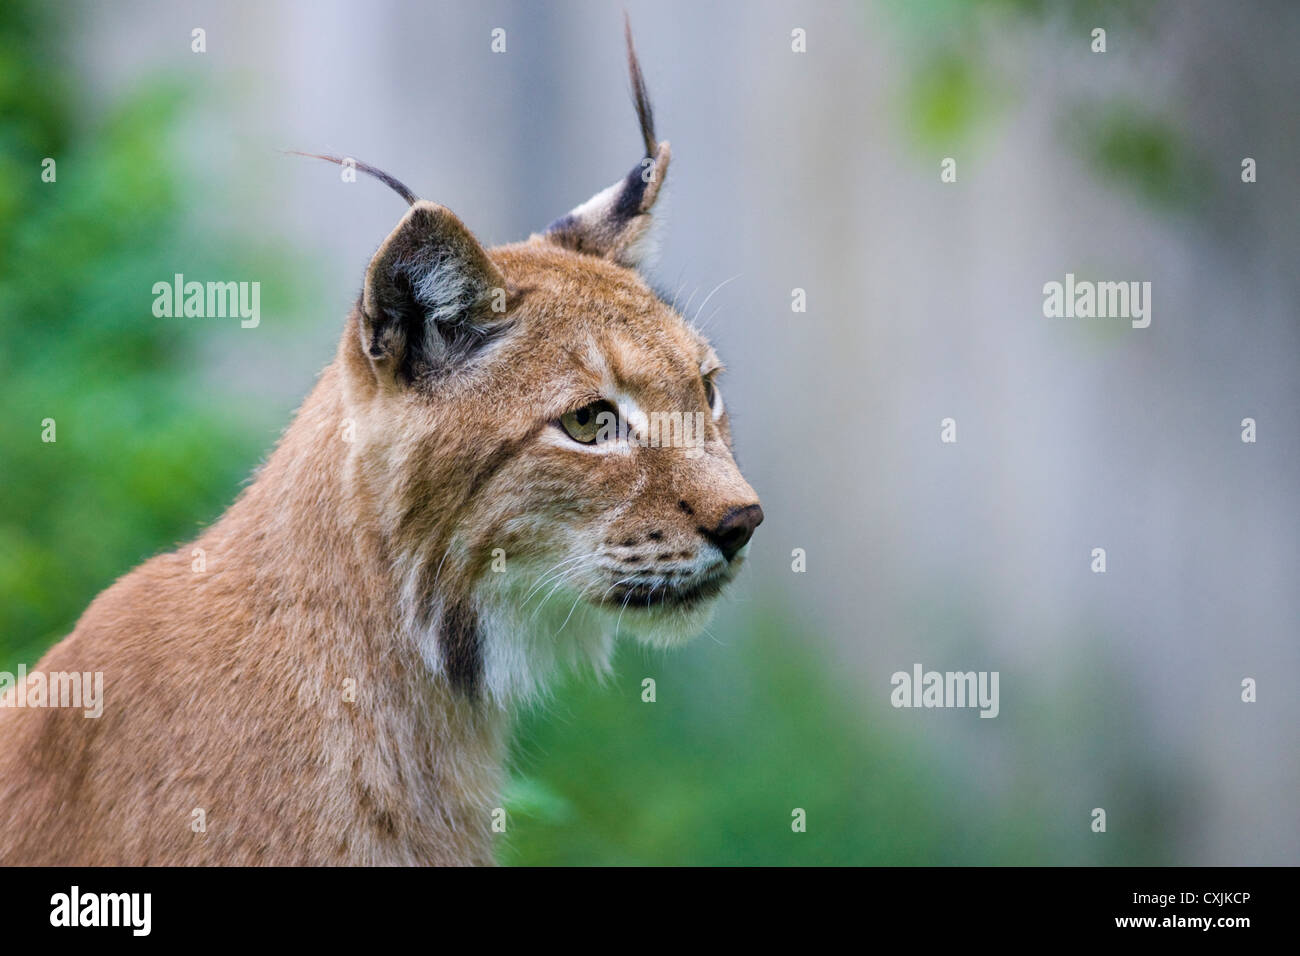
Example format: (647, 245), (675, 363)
(0, 37), (760, 866)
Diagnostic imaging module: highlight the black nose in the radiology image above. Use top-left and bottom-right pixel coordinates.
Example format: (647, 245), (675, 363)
(703, 504), (764, 561)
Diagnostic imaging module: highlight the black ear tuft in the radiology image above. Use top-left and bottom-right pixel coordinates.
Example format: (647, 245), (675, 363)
(537, 19), (671, 270)
(288, 151), (420, 206)
(625, 12), (657, 159)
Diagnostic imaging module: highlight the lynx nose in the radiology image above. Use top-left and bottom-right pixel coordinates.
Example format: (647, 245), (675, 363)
(704, 504), (764, 561)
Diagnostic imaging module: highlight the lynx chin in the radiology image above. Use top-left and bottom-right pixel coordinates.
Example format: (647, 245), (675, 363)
(0, 21), (762, 866)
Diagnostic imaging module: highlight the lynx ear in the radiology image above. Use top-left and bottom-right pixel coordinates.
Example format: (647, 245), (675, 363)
(361, 200), (509, 383)
(540, 20), (670, 270)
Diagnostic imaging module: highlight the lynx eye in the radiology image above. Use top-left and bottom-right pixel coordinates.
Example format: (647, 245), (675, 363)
(559, 400), (617, 444)
(703, 376), (723, 419)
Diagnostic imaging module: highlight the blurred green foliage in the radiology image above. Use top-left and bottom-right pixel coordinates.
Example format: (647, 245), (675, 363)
(502, 609), (1179, 865)
(886, 0), (1209, 214)
(0, 2), (291, 672)
(1068, 102), (1210, 212)
(502, 614), (978, 865)
(902, 51), (998, 148)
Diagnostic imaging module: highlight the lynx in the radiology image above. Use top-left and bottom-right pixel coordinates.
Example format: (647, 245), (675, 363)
(0, 25), (761, 866)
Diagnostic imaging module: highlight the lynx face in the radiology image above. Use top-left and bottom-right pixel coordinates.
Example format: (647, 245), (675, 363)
(459, 245), (762, 650)
(328, 30), (761, 701)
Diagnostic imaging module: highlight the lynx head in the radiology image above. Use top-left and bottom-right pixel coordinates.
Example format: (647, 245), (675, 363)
(310, 24), (761, 703)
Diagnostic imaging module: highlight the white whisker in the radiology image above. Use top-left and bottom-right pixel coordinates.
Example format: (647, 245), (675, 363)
(691, 273), (741, 328)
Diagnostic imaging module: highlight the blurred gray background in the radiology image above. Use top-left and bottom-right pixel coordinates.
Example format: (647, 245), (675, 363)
(59, 0), (1299, 863)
